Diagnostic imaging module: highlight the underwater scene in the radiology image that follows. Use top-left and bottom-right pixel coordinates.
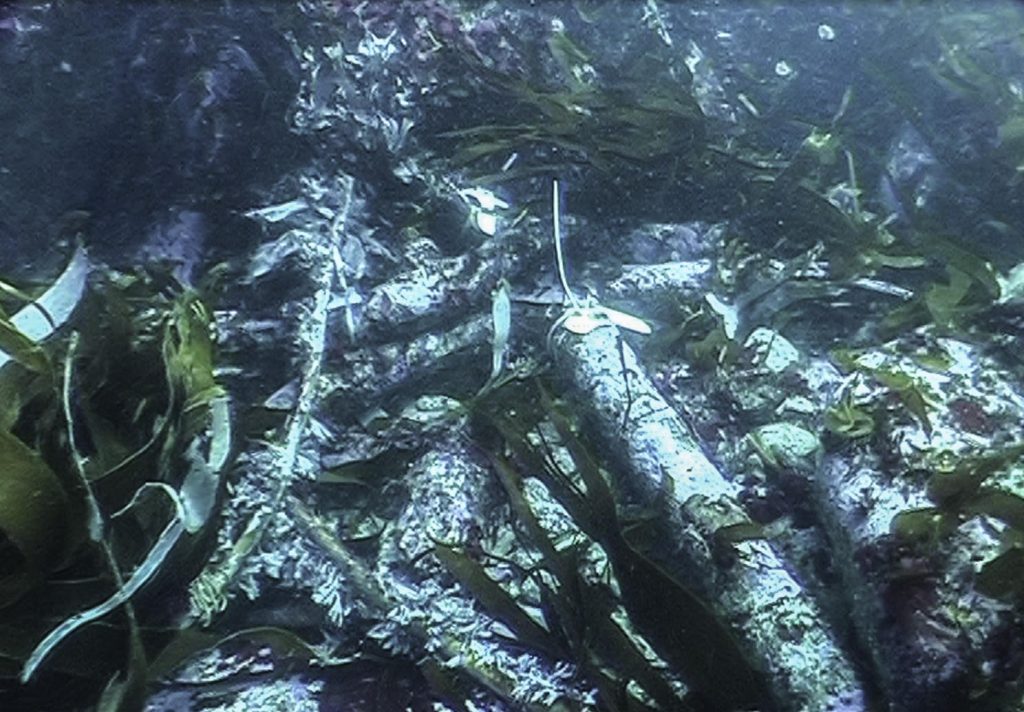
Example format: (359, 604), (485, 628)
(3, 1), (1024, 710)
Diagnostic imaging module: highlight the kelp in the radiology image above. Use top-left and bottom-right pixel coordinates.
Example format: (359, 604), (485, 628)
(877, 233), (1004, 337)
(0, 429), (75, 608)
(0, 309), (51, 374)
(435, 24), (705, 185)
(463, 440), (689, 710)
(466, 378), (771, 711)
(0, 250), (92, 612)
(0, 245), (89, 373)
(0, 257), (231, 709)
(441, 82), (704, 174)
(734, 83), (1011, 346)
(740, 118), (887, 268)
(432, 543), (566, 660)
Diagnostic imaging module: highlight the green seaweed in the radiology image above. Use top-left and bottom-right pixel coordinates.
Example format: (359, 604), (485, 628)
(830, 352), (938, 436)
(825, 393), (876, 440)
(926, 443), (1024, 506)
(889, 507), (958, 545)
(976, 545), (1024, 601)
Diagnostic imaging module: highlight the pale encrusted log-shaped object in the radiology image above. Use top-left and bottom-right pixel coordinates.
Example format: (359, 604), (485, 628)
(817, 454), (963, 712)
(552, 322), (866, 712)
(812, 339), (1024, 710)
